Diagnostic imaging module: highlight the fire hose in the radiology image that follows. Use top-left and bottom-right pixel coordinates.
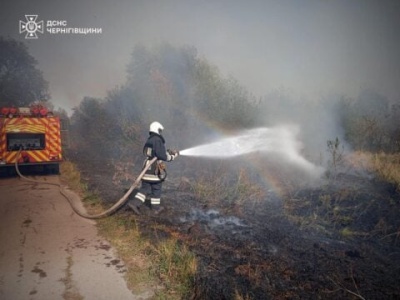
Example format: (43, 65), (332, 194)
(14, 149), (157, 219)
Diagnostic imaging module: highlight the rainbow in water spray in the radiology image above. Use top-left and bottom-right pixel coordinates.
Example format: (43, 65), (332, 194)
(179, 126), (324, 176)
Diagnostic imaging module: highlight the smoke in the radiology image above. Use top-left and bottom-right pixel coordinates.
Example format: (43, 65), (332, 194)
(179, 209), (247, 229)
(257, 90), (349, 166)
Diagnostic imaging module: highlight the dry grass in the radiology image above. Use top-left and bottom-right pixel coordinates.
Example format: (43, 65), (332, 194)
(191, 167), (265, 210)
(346, 151), (400, 191)
(60, 160), (87, 192)
(369, 153), (400, 190)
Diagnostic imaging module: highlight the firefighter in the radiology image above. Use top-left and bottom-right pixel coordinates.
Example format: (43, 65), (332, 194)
(128, 121), (179, 215)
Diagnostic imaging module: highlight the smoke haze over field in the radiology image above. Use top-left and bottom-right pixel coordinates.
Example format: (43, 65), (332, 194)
(1, 0), (400, 115)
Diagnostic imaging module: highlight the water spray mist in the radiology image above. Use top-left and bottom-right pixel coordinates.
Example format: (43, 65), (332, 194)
(179, 126), (324, 176)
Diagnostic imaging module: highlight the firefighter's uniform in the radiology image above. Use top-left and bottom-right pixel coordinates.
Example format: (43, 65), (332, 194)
(129, 122), (178, 215)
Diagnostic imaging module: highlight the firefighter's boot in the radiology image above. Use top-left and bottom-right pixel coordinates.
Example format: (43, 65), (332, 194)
(128, 199), (142, 215)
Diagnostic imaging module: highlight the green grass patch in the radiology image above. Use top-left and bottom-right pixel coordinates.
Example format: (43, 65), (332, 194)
(150, 238), (197, 297)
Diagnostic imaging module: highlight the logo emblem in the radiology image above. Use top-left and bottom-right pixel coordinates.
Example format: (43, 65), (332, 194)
(19, 15), (44, 39)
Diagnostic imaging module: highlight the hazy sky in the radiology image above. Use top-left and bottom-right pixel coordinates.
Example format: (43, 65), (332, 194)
(1, 0), (399, 113)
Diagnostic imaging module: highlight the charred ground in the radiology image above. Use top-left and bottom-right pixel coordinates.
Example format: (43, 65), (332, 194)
(70, 151), (400, 300)
(61, 45), (400, 298)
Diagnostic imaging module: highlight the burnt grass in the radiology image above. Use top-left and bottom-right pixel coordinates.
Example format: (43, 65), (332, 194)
(70, 153), (400, 300)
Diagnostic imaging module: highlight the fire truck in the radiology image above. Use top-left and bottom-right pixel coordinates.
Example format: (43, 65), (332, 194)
(0, 105), (62, 175)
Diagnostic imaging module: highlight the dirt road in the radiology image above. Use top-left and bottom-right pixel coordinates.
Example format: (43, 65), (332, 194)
(0, 175), (144, 300)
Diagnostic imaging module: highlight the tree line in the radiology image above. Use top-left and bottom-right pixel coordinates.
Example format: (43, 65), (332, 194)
(1, 37), (399, 160)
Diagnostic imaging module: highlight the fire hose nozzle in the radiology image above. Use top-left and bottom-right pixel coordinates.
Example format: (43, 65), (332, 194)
(167, 149), (179, 156)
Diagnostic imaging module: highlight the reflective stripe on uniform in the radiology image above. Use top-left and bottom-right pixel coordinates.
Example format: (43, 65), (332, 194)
(141, 158), (162, 182)
(142, 174), (162, 182)
(151, 198), (161, 205)
(135, 192), (146, 202)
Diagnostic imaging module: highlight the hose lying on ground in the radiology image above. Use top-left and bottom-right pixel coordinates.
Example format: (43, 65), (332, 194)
(15, 149), (157, 219)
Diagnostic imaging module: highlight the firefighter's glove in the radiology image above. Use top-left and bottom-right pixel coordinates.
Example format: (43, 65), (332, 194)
(167, 149), (179, 161)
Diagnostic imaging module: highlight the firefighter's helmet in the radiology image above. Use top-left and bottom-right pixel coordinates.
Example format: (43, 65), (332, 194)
(149, 121), (164, 135)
